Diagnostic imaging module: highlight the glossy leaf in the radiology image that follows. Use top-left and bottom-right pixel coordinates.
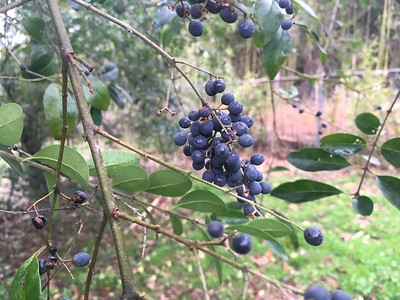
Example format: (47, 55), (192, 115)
(161, 16), (183, 48)
(0, 103), (24, 146)
(269, 166), (289, 172)
(196, 225), (223, 284)
(138, 203), (157, 227)
(287, 148), (351, 171)
(108, 84), (125, 109)
(247, 218), (292, 238)
(21, 52), (58, 79)
(226, 224), (278, 241)
(293, 0), (318, 19)
(376, 176), (400, 211)
(266, 240), (288, 261)
(352, 196), (374, 216)
(112, 165), (150, 193)
(210, 209), (248, 224)
(271, 179), (342, 203)
(146, 169), (192, 197)
(262, 27), (292, 80)
(90, 106), (102, 126)
(296, 22), (327, 63)
(169, 213), (183, 235)
(43, 83), (78, 140)
(87, 150), (140, 177)
(84, 77), (111, 111)
(27, 145), (89, 188)
(355, 112), (380, 135)
(320, 133), (366, 156)
(100, 62), (119, 81)
(253, 0), (283, 47)
(175, 190), (227, 213)
(381, 138), (400, 167)
(0, 145), (24, 178)
(22, 17), (45, 42)
(9, 253), (41, 300)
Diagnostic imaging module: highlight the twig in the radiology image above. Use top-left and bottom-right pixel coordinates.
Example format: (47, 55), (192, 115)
(0, 0), (32, 13)
(192, 248), (210, 300)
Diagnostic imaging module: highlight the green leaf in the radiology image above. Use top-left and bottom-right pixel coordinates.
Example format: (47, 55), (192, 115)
(268, 166), (289, 172)
(293, 0), (319, 19)
(27, 145), (89, 188)
(376, 176), (400, 211)
(262, 27), (292, 79)
(355, 112), (380, 135)
(9, 252), (41, 300)
(211, 209), (248, 224)
(22, 17), (45, 42)
(138, 203), (157, 226)
(296, 22), (327, 63)
(90, 106), (102, 126)
(43, 83), (78, 140)
(271, 179), (342, 203)
(247, 218), (293, 238)
(87, 150), (140, 177)
(84, 77), (111, 111)
(381, 138), (400, 167)
(196, 225), (223, 284)
(21, 52), (58, 79)
(145, 169), (192, 197)
(161, 16), (183, 48)
(0, 103), (24, 146)
(253, 0), (283, 47)
(352, 196), (374, 216)
(0, 145), (24, 178)
(169, 213), (183, 235)
(287, 148), (351, 171)
(226, 224), (278, 241)
(266, 240), (288, 261)
(175, 190), (228, 213)
(320, 133), (367, 156)
(112, 165), (150, 193)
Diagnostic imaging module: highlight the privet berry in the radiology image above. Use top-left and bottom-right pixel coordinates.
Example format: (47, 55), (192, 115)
(188, 20), (204, 37)
(304, 227), (324, 246)
(207, 220), (224, 238)
(38, 259), (48, 275)
(232, 233), (253, 254)
(72, 191), (87, 205)
(32, 215), (47, 230)
(175, 1), (190, 18)
(281, 19), (293, 30)
(49, 246), (57, 255)
(73, 252), (91, 267)
(238, 20), (255, 39)
(331, 290), (352, 300)
(304, 284), (330, 300)
(20, 63), (27, 71)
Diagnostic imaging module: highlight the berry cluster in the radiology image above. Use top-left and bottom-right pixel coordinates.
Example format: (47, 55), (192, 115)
(173, 1), (255, 39)
(278, 0), (296, 30)
(207, 221), (253, 254)
(304, 284), (352, 300)
(174, 78), (272, 219)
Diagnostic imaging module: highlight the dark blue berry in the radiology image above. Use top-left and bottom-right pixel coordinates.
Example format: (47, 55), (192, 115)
(39, 259), (48, 275)
(304, 284), (330, 300)
(214, 173), (227, 186)
(213, 78), (226, 93)
(73, 252), (91, 267)
(278, 0), (290, 8)
(238, 20), (255, 39)
(238, 134), (254, 147)
(190, 121), (202, 136)
(207, 220), (224, 238)
(228, 101), (244, 115)
(243, 164), (257, 182)
(72, 191), (87, 204)
(189, 20), (204, 37)
(256, 170), (263, 182)
(179, 117), (191, 128)
(321, 122), (328, 128)
(285, 4), (295, 14)
(240, 115), (254, 128)
(190, 4), (203, 19)
(226, 152), (241, 171)
(198, 107), (211, 118)
(221, 92), (235, 105)
(331, 290), (352, 300)
(243, 203), (261, 217)
(192, 160), (205, 170)
(193, 135), (208, 149)
(188, 110), (199, 121)
(233, 122), (248, 136)
(175, 1), (190, 18)
(229, 113), (242, 123)
(32, 215), (47, 230)
(281, 19), (293, 30)
(220, 6), (238, 23)
(248, 181), (262, 195)
(174, 132), (187, 146)
(200, 120), (214, 135)
(49, 246), (57, 255)
(202, 170), (215, 182)
(215, 143), (229, 157)
(304, 227), (324, 246)
(20, 63), (27, 71)
(232, 233), (253, 254)
(206, 0), (221, 14)
(299, 108), (305, 114)
(260, 181), (272, 194)
(205, 79), (217, 96)
(315, 111), (322, 117)
(183, 145), (192, 156)
(191, 149), (206, 163)
(250, 153), (265, 165)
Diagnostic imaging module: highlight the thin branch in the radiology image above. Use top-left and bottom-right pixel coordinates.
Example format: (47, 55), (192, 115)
(354, 89), (400, 197)
(115, 210), (304, 296)
(45, 0), (144, 299)
(192, 248), (210, 300)
(0, 0), (32, 13)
